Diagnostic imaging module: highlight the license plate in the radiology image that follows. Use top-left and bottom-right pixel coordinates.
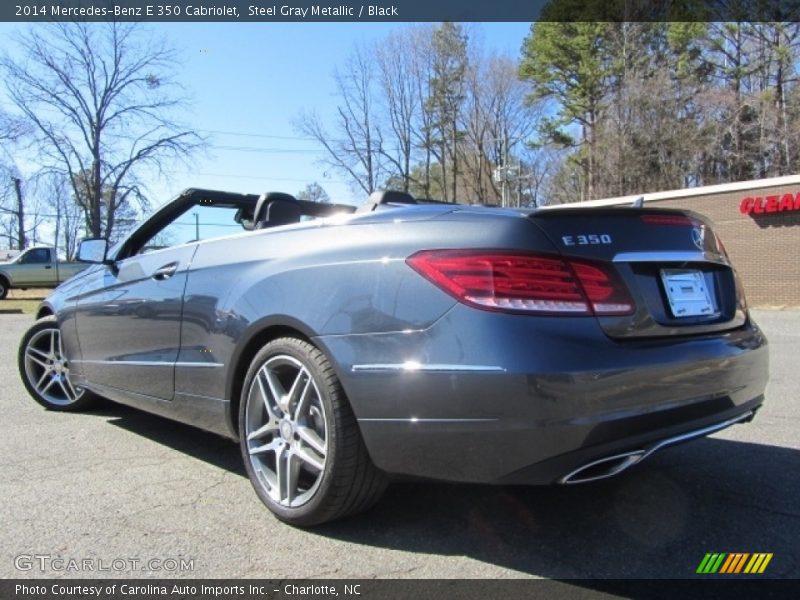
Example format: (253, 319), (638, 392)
(660, 269), (716, 317)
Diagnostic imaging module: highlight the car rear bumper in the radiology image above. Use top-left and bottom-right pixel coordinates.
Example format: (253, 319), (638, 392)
(501, 397), (762, 484)
(553, 406), (758, 484)
(316, 308), (769, 484)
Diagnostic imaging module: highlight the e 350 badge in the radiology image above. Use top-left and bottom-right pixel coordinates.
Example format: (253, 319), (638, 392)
(561, 234), (613, 246)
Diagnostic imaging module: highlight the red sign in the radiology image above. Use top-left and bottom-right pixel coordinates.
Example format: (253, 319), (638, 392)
(740, 193), (800, 215)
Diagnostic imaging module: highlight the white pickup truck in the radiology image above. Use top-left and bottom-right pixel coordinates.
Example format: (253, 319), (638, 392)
(0, 246), (89, 299)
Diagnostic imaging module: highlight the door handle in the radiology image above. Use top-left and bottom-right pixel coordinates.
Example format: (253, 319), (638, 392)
(152, 262), (178, 281)
(45, 265), (52, 269)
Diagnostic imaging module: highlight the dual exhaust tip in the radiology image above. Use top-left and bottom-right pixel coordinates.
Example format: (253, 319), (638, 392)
(559, 411), (753, 485)
(560, 450), (647, 485)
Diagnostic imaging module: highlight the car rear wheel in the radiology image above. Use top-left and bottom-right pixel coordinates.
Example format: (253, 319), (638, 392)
(18, 316), (96, 411)
(239, 337), (387, 526)
(0, 277), (9, 300)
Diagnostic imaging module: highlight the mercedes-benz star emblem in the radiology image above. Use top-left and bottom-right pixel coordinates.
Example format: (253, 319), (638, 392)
(691, 226), (705, 250)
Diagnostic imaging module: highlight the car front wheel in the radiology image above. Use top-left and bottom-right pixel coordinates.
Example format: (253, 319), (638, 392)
(239, 337), (387, 526)
(18, 316), (96, 411)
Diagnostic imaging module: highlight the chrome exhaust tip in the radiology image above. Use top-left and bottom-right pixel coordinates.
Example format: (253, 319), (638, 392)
(559, 450), (646, 484)
(558, 411), (754, 485)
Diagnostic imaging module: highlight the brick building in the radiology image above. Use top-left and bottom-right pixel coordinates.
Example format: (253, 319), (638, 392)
(570, 174), (800, 307)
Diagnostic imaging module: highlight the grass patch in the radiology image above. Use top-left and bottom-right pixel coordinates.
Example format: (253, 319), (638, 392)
(0, 299), (41, 314)
(1, 288), (48, 314)
(6, 288), (49, 300)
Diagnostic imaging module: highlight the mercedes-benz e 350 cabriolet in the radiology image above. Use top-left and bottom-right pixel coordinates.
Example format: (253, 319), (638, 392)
(18, 188), (768, 525)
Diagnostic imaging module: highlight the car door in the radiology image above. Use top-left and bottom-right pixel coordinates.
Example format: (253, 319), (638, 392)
(72, 244), (198, 401)
(14, 248), (58, 285)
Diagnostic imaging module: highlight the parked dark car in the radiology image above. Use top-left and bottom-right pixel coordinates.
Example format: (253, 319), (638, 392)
(18, 188), (768, 526)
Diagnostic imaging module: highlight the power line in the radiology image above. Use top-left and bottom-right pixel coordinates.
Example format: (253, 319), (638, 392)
(89, 130), (382, 161)
(196, 128), (315, 142)
(211, 144), (319, 154)
(0, 211), (62, 219)
(172, 220), (241, 227)
(162, 170), (349, 184)
(194, 129), (392, 151)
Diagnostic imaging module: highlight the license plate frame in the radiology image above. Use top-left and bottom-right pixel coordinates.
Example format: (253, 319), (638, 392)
(660, 269), (717, 318)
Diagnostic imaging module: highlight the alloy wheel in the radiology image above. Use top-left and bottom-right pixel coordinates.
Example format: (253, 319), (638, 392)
(22, 327), (83, 407)
(244, 354), (328, 508)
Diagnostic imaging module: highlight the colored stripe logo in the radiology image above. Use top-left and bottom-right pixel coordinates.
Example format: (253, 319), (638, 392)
(696, 552), (773, 574)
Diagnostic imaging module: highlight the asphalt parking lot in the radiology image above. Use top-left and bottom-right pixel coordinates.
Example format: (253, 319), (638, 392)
(0, 310), (797, 582)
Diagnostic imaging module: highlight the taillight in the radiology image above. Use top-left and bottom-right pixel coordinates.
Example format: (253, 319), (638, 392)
(406, 250), (634, 316)
(570, 261), (635, 314)
(640, 214), (699, 227)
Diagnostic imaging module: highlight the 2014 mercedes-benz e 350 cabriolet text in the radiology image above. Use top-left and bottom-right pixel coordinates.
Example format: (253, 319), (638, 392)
(18, 188), (768, 525)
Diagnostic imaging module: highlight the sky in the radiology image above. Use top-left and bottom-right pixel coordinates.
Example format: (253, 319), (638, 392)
(1, 21), (533, 222)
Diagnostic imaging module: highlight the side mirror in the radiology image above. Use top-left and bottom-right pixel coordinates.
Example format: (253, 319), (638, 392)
(77, 238), (109, 264)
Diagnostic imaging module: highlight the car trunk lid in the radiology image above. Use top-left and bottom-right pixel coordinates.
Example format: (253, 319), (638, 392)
(528, 206), (748, 338)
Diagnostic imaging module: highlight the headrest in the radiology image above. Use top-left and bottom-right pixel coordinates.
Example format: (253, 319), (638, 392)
(366, 190), (415, 206)
(254, 192), (300, 225)
(265, 198), (302, 226)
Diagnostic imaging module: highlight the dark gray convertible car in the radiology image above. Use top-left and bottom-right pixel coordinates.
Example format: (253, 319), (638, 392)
(18, 188), (768, 525)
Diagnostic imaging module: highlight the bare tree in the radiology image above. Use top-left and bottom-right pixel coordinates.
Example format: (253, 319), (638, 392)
(461, 53), (539, 204)
(749, 22), (800, 176)
(375, 28), (424, 193)
(35, 173), (84, 260)
(0, 168), (16, 249)
(1, 108), (31, 249)
(428, 23), (469, 202)
(589, 24), (711, 197)
(0, 160), (28, 249)
(0, 108), (27, 143)
(1, 22), (201, 241)
(518, 144), (567, 206)
(296, 45), (384, 197)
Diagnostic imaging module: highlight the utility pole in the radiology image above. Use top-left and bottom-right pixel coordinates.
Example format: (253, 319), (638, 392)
(193, 212), (200, 242)
(12, 176), (25, 249)
(492, 134), (519, 208)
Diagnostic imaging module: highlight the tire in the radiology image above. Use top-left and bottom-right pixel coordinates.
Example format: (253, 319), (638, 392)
(18, 316), (97, 411)
(239, 337), (387, 526)
(0, 277), (9, 300)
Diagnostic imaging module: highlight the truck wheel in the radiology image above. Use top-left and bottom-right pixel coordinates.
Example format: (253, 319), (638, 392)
(0, 277), (8, 300)
(239, 337), (387, 526)
(18, 316), (97, 411)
